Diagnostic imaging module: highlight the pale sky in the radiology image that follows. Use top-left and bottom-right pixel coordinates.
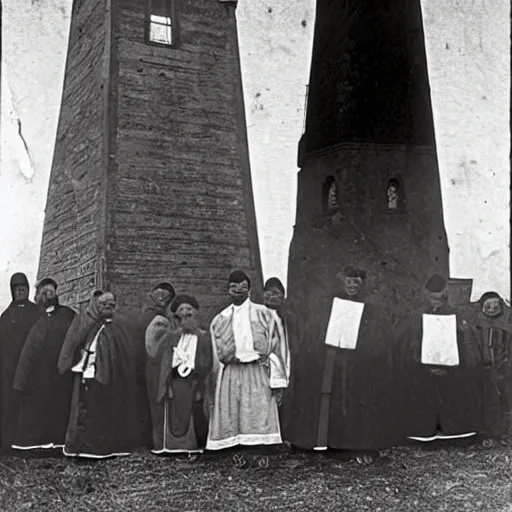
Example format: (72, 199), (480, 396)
(0, 0), (509, 309)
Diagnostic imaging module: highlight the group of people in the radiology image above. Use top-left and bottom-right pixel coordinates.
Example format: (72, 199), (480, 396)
(0, 267), (510, 469)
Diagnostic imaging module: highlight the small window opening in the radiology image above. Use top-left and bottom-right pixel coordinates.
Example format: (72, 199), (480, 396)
(150, 15), (172, 45)
(147, 0), (176, 46)
(322, 176), (339, 213)
(387, 178), (400, 211)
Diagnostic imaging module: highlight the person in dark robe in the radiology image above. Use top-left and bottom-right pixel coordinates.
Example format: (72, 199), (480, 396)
(145, 294), (212, 459)
(465, 291), (512, 445)
(394, 274), (482, 444)
(134, 282), (176, 447)
(58, 290), (142, 458)
(12, 278), (75, 452)
(283, 266), (397, 463)
(263, 277), (291, 427)
(0, 273), (40, 453)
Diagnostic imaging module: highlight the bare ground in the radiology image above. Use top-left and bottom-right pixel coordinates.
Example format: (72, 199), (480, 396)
(0, 443), (510, 511)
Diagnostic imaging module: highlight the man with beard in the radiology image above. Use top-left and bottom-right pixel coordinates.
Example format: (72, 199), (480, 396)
(394, 274), (482, 444)
(263, 277), (291, 424)
(0, 273), (40, 453)
(206, 270), (288, 469)
(12, 278), (76, 452)
(135, 282), (176, 447)
(58, 290), (141, 458)
(283, 266), (396, 462)
(145, 294), (212, 457)
(466, 291), (512, 444)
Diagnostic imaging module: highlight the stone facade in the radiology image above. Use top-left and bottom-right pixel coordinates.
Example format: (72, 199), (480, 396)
(288, 0), (449, 321)
(38, 0), (262, 322)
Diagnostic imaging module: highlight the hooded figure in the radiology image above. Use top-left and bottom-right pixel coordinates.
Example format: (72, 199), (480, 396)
(0, 273), (40, 453)
(12, 278), (76, 451)
(465, 292), (512, 442)
(134, 282), (176, 447)
(58, 290), (142, 458)
(145, 294), (212, 456)
(283, 266), (397, 460)
(394, 275), (482, 443)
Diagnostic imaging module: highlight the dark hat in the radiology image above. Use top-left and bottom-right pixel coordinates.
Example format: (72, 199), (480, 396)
(170, 294), (200, 313)
(153, 282), (176, 298)
(343, 266), (366, 280)
(228, 270), (251, 288)
(425, 274), (446, 292)
(478, 291), (502, 305)
(36, 277), (58, 291)
(264, 277), (285, 294)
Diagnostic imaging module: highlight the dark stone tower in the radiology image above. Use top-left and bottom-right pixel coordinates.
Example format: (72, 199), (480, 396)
(288, 0), (449, 319)
(37, 0), (262, 321)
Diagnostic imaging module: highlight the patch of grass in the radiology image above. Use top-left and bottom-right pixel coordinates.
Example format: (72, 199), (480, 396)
(0, 444), (510, 511)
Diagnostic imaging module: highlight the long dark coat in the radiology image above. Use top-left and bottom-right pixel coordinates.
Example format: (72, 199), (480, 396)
(59, 310), (143, 457)
(0, 274), (40, 452)
(393, 305), (483, 439)
(12, 303), (76, 449)
(284, 292), (398, 451)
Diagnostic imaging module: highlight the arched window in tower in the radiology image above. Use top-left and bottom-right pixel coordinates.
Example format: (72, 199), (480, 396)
(322, 176), (339, 213)
(387, 178), (400, 211)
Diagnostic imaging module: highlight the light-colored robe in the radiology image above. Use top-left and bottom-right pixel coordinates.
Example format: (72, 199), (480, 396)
(206, 299), (288, 450)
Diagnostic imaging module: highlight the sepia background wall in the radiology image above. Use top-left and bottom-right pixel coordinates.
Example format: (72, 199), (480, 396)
(0, 0), (509, 308)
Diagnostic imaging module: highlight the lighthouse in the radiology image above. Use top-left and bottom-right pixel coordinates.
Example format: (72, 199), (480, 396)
(37, 0), (262, 321)
(287, 0), (450, 319)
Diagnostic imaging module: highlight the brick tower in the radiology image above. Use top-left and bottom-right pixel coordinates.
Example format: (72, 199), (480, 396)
(37, 0), (262, 321)
(287, 0), (450, 319)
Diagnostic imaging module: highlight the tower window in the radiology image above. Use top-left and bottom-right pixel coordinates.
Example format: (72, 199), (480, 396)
(386, 177), (403, 212)
(147, 0), (178, 47)
(322, 176), (339, 213)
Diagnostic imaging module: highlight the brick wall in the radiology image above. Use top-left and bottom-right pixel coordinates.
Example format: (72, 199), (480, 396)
(37, 0), (109, 308)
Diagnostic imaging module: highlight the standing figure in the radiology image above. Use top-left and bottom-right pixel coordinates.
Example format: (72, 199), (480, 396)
(145, 295), (212, 457)
(467, 292), (512, 444)
(58, 291), (142, 458)
(206, 271), (288, 468)
(134, 282), (176, 447)
(263, 278), (291, 427)
(394, 275), (482, 443)
(0, 273), (40, 453)
(284, 266), (397, 462)
(12, 278), (75, 452)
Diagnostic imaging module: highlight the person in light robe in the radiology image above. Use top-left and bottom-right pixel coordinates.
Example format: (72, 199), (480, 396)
(58, 290), (142, 458)
(394, 274), (482, 444)
(205, 270), (288, 469)
(134, 282), (176, 447)
(465, 291), (512, 445)
(283, 266), (397, 462)
(145, 294), (212, 458)
(12, 278), (76, 452)
(263, 277), (291, 426)
(0, 273), (40, 453)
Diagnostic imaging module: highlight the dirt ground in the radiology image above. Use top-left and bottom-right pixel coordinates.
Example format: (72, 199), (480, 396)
(0, 443), (510, 511)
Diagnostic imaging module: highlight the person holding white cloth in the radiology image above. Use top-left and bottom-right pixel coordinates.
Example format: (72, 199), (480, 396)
(394, 275), (483, 444)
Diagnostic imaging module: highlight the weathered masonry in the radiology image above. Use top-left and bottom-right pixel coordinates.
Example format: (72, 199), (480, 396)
(287, 0), (450, 320)
(37, 0), (263, 321)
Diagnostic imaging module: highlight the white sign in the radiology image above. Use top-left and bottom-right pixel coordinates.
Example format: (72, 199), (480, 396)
(421, 314), (460, 366)
(324, 298), (365, 350)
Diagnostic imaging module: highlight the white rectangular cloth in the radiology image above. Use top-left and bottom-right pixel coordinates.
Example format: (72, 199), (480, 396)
(324, 298), (365, 349)
(71, 324), (105, 379)
(232, 300), (260, 363)
(421, 314), (460, 366)
(172, 333), (198, 370)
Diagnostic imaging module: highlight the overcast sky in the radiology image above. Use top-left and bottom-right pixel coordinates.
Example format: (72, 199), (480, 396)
(0, 0), (509, 309)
